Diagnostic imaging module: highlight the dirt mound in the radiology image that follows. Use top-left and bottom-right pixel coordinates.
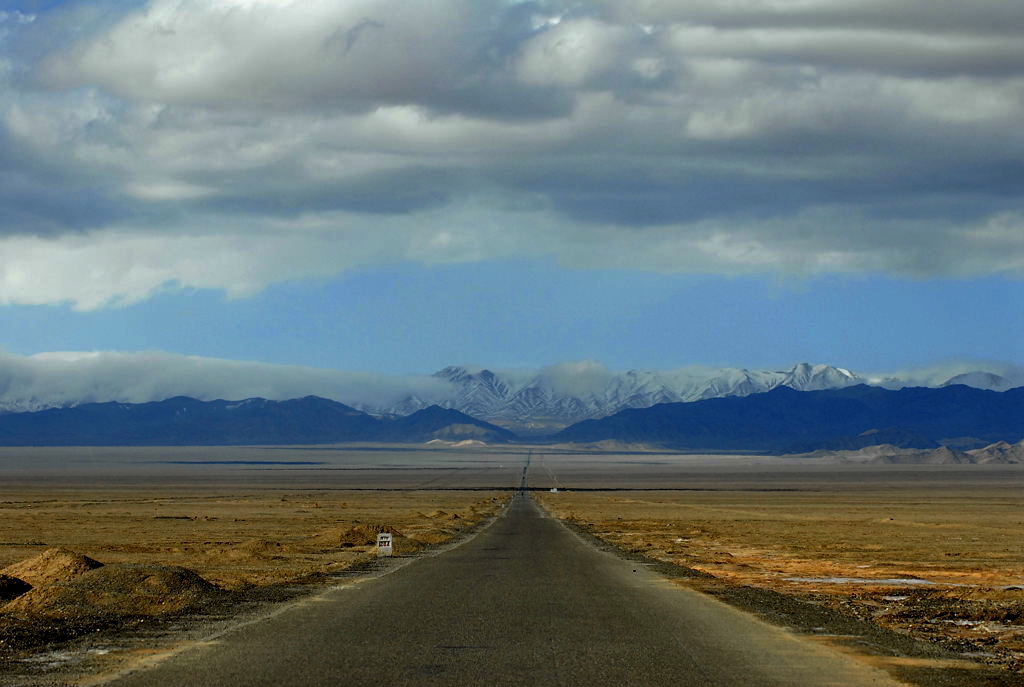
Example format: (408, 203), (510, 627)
(4, 564), (224, 618)
(228, 539), (289, 556)
(307, 524), (404, 548)
(0, 574), (32, 601)
(307, 524), (424, 554)
(409, 531), (453, 545)
(2, 548), (103, 587)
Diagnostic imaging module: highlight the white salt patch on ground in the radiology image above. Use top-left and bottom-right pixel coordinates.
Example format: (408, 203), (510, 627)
(783, 577), (947, 586)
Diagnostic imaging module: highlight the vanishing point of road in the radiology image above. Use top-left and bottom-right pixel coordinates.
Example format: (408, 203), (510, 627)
(107, 494), (901, 686)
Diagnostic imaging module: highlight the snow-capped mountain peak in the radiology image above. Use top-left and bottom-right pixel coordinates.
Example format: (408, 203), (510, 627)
(782, 362), (859, 390)
(362, 362), (868, 431)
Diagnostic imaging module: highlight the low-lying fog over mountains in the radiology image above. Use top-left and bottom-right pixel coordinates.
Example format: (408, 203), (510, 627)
(379, 363), (862, 430)
(0, 354), (1021, 434)
(363, 363), (1022, 431)
(1, 359), (868, 426)
(0, 382), (1020, 451)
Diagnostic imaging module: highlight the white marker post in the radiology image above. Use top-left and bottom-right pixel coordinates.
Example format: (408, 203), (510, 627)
(376, 532), (393, 557)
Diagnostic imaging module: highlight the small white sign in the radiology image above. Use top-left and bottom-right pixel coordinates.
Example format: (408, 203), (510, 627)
(376, 532), (393, 557)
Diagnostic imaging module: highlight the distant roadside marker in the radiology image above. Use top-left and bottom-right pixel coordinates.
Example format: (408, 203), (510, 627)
(377, 532), (393, 557)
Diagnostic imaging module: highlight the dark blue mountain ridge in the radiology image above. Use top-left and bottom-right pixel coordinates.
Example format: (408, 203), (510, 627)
(553, 384), (1024, 452)
(0, 396), (514, 446)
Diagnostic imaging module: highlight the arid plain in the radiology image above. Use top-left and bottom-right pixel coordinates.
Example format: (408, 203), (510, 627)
(0, 445), (519, 683)
(1, 445), (1023, 683)
(532, 451), (1024, 675)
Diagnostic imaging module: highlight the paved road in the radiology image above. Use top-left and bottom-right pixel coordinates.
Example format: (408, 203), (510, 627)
(108, 494), (900, 686)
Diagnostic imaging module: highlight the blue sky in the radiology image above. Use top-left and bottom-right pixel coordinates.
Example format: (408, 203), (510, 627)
(0, 0), (1022, 403)
(1, 261), (1020, 375)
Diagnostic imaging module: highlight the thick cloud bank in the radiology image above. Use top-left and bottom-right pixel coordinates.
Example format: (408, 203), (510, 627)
(0, 350), (452, 411)
(1, 1), (1023, 308)
(1, 351), (1020, 416)
(867, 361), (1024, 390)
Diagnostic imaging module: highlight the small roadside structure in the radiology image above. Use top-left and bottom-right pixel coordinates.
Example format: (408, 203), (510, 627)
(376, 532), (393, 557)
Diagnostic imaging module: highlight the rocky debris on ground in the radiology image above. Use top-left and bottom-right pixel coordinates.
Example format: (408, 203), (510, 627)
(4, 563), (225, 618)
(1, 547), (103, 587)
(878, 588), (1024, 627)
(813, 587), (1024, 672)
(0, 573), (31, 601)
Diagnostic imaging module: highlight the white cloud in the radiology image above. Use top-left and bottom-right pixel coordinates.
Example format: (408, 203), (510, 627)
(866, 361), (1024, 389)
(880, 76), (1024, 125)
(1, 351), (1018, 415)
(1, 206), (1022, 310)
(516, 17), (645, 88)
(536, 360), (615, 396)
(0, 0), (1021, 309)
(0, 11), (35, 26)
(0, 350), (452, 410)
(38, 0), (515, 112)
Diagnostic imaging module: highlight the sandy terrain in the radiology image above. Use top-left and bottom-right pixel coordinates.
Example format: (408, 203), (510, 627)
(3, 444), (1023, 681)
(0, 487), (507, 590)
(0, 445), (517, 678)
(535, 463), (1024, 673)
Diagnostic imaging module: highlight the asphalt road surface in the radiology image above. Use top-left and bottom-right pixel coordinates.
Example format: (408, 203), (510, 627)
(107, 494), (901, 686)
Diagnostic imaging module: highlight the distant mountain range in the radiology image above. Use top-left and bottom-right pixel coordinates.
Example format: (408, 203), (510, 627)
(0, 397), (514, 446)
(1, 361), (1019, 432)
(0, 384), (1020, 451)
(365, 363), (867, 431)
(554, 384), (1024, 452)
(362, 363), (1024, 432)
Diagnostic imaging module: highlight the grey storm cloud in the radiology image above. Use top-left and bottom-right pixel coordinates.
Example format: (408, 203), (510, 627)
(0, 0), (1022, 308)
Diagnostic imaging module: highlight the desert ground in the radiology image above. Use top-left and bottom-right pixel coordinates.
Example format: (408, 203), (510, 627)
(532, 451), (1024, 674)
(0, 445), (523, 587)
(1, 445), (1023, 682)
(0, 445), (520, 682)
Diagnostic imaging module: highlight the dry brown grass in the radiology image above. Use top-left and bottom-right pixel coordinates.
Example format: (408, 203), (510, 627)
(536, 485), (1024, 670)
(0, 487), (507, 591)
(0, 447), (514, 675)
